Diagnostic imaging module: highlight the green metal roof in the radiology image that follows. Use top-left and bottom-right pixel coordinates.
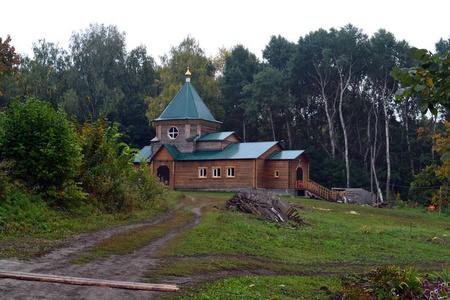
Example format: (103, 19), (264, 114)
(175, 141), (278, 161)
(268, 150), (305, 160)
(197, 131), (237, 141)
(133, 146), (152, 163)
(164, 144), (181, 159)
(153, 82), (221, 124)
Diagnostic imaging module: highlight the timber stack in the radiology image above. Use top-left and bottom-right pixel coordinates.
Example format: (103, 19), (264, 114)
(226, 191), (306, 225)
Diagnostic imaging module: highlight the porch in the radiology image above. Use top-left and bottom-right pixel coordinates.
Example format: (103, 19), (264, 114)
(296, 180), (339, 202)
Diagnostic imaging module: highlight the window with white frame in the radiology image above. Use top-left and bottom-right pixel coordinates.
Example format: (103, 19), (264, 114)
(198, 167), (207, 178)
(213, 167), (221, 178)
(226, 166), (235, 178)
(168, 126), (179, 139)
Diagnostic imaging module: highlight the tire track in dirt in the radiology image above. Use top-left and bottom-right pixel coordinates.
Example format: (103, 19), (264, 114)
(0, 195), (204, 299)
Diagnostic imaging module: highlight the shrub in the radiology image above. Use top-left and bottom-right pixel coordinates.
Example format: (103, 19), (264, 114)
(77, 120), (135, 212)
(409, 164), (441, 206)
(76, 119), (173, 213)
(0, 97), (81, 197)
(370, 265), (421, 299)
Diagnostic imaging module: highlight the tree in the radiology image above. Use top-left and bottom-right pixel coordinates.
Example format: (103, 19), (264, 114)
(243, 67), (288, 142)
(219, 45), (261, 141)
(20, 40), (69, 108)
(0, 97), (81, 194)
(115, 45), (158, 147)
(291, 25), (368, 188)
(263, 35), (295, 72)
(430, 121), (450, 211)
(368, 29), (412, 200)
(435, 37), (450, 55)
(69, 23), (127, 121)
(392, 48), (450, 115)
(0, 35), (20, 101)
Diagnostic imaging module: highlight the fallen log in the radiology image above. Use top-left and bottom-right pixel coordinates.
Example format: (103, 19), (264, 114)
(0, 271), (179, 292)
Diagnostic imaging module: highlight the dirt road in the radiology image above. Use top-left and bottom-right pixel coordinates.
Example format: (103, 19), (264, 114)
(0, 196), (203, 299)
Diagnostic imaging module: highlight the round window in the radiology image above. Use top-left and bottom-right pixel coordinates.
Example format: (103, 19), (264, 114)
(168, 126), (179, 139)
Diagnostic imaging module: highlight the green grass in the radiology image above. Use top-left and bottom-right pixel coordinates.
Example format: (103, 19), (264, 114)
(3, 191), (449, 298)
(158, 275), (343, 299)
(70, 207), (196, 263)
(146, 257), (368, 283)
(0, 192), (182, 259)
(149, 193), (449, 299)
(154, 195), (450, 267)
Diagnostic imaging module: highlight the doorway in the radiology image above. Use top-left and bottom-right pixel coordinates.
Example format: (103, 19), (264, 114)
(157, 165), (170, 185)
(296, 167), (303, 181)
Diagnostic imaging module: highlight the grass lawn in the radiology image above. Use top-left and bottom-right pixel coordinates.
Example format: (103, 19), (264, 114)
(150, 192), (449, 299)
(155, 193), (449, 266)
(2, 191), (449, 298)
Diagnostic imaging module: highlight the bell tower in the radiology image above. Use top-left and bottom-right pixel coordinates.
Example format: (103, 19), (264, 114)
(151, 68), (222, 156)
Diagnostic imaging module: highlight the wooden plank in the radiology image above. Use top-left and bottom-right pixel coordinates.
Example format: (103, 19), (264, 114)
(0, 271), (179, 292)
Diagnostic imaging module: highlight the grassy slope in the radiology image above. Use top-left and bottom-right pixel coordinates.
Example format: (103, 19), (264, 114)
(156, 193), (449, 266)
(152, 192), (449, 299)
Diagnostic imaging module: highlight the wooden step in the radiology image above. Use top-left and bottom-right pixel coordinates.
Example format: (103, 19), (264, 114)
(0, 271), (179, 292)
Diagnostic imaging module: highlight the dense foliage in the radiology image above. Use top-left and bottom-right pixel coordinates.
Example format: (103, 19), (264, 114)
(0, 24), (449, 207)
(0, 98), (80, 194)
(0, 98), (175, 230)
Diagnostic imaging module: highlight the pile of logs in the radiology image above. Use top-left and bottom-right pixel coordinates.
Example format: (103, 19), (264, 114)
(226, 191), (306, 225)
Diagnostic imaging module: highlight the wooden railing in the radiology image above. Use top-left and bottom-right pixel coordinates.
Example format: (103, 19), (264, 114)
(296, 180), (338, 202)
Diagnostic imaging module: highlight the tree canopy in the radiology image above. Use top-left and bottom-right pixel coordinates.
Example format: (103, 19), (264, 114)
(2, 23), (450, 205)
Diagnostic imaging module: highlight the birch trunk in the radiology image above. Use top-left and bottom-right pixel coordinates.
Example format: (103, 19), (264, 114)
(337, 64), (352, 188)
(312, 63), (336, 159)
(285, 109), (292, 149)
(372, 101), (384, 203)
(381, 77), (395, 201)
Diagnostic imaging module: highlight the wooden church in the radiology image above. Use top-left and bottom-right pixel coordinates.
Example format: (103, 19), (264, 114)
(134, 69), (335, 199)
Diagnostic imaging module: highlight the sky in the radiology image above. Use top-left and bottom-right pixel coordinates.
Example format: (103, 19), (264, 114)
(2, 0), (449, 63)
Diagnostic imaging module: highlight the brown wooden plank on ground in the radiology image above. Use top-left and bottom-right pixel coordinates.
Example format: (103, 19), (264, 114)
(0, 271), (179, 292)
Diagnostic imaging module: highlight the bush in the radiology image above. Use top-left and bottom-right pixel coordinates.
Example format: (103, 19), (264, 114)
(409, 164), (441, 206)
(0, 97), (81, 197)
(76, 119), (173, 213)
(370, 265), (421, 299)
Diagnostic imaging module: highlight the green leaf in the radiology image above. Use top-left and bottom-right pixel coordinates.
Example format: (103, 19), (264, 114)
(430, 107), (438, 115)
(411, 49), (428, 60)
(441, 151), (450, 162)
(428, 63), (440, 72)
(395, 88), (406, 97)
(414, 84), (426, 92)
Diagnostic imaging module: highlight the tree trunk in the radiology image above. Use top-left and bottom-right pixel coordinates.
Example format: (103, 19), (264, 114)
(269, 107), (276, 141)
(339, 90), (350, 188)
(312, 63), (336, 159)
(381, 78), (392, 202)
(372, 101), (384, 203)
(337, 63), (352, 188)
(403, 99), (414, 175)
(285, 109), (292, 149)
(242, 116), (247, 142)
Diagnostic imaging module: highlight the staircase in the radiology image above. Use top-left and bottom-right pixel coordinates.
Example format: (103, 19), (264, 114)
(296, 180), (339, 202)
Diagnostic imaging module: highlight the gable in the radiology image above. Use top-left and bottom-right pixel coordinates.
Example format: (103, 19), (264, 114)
(152, 145), (179, 161)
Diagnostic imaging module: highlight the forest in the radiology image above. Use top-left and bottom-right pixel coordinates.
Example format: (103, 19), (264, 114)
(1, 23), (450, 206)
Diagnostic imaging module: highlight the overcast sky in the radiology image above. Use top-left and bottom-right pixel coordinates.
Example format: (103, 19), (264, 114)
(2, 0), (449, 63)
